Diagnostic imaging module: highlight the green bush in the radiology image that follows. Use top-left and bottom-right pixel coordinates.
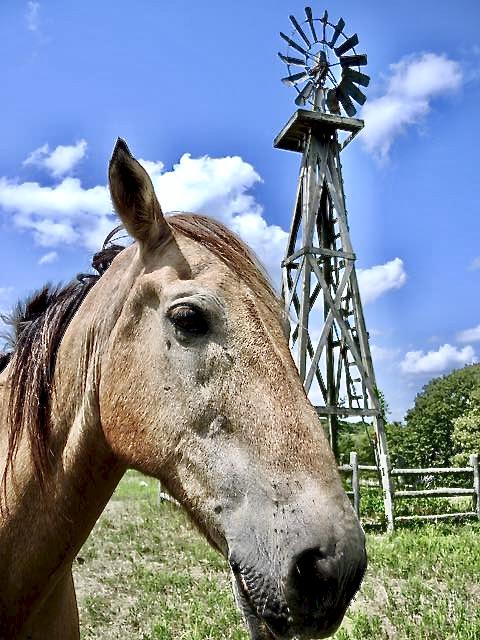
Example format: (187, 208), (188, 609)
(359, 486), (386, 524)
(392, 364), (480, 467)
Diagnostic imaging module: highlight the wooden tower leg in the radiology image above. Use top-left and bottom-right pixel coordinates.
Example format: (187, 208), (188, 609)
(277, 110), (395, 531)
(374, 416), (395, 531)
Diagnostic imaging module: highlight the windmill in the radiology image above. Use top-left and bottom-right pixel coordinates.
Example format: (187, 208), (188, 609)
(275, 7), (394, 529)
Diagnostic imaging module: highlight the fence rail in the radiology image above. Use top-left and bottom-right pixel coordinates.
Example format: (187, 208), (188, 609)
(395, 511), (477, 523)
(339, 452), (480, 527)
(392, 466), (472, 475)
(395, 488), (475, 498)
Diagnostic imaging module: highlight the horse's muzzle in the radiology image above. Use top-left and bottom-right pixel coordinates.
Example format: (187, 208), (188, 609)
(283, 542), (367, 638)
(231, 536), (367, 640)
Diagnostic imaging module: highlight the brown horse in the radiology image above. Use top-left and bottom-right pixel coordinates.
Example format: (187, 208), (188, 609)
(0, 139), (366, 640)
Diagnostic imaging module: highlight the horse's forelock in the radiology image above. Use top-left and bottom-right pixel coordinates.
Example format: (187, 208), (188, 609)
(168, 214), (279, 313)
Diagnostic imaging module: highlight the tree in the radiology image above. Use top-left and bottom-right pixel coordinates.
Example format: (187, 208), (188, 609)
(337, 421), (377, 465)
(384, 421), (410, 467)
(397, 364), (480, 467)
(451, 387), (480, 465)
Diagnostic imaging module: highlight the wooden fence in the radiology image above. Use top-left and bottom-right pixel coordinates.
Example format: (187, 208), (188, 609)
(340, 452), (480, 528)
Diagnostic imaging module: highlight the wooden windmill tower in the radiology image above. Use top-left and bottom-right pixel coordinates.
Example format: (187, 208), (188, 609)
(275, 7), (394, 529)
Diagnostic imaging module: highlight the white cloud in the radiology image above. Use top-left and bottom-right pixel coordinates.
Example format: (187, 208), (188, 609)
(0, 147), (287, 276)
(139, 153), (260, 215)
(38, 251), (58, 265)
(361, 53), (463, 160)
(0, 287), (14, 301)
(26, 1), (40, 32)
(469, 256), (480, 270)
(457, 324), (480, 344)
(400, 343), (476, 375)
(370, 344), (400, 362)
(357, 258), (406, 304)
(139, 153), (288, 278)
(0, 175), (111, 249)
(24, 140), (87, 178)
(2, 144), (407, 290)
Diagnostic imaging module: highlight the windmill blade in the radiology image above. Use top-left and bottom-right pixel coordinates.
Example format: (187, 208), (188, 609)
(336, 84), (357, 117)
(329, 17), (345, 48)
(278, 52), (306, 67)
(340, 54), (368, 67)
(343, 67), (370, 87)
(281, 71), (309, 86)
(295, 81), (314, 106)
(338, 78), (367, 106)
(321, 10), (328, 43)
(334, 33), (359, 57)
(280, 31), (309, 57)
(326, 89), (341, 115)
(289, 14), (311, 48)
(304, 7), (318, 42)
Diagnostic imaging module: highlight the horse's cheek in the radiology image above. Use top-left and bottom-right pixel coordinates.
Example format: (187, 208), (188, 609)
(97, 350), (166, 471)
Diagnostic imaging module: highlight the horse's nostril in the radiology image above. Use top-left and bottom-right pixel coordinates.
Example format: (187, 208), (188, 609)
(287, 541), (367, 635)
(294, 546), (339, 594)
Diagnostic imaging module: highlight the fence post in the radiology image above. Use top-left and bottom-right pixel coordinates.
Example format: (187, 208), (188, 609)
(350, 451), (360, 519)
(470, 453), (480, 520)
(379, 453), (395, 532)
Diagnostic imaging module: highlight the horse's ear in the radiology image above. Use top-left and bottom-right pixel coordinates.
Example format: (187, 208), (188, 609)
(109, 138), (170, 249)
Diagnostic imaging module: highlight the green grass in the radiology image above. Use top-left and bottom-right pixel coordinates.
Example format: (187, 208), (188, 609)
(340, 525), (480, 639)
(75, 471), (480, 640)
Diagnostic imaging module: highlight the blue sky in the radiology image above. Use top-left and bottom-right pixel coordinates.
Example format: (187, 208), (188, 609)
(0, 1), (479, 420)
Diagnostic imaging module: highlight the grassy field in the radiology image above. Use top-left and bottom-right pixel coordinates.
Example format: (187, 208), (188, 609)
(74, 472), (480, 640)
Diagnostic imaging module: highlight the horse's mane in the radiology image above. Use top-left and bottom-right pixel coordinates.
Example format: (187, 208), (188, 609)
(0, 214), (277, 493)
(0, 231), (125, 374)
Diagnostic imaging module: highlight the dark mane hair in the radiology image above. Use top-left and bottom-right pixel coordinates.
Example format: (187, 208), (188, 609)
(1, 214), (277, 495)
(0, 226), (126, 496)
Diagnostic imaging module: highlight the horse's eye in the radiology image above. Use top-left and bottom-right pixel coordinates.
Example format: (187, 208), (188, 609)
(167, 304), (209, 337)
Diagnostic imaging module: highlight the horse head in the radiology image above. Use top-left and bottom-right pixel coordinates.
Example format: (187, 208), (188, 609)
(95, 139), (366, 639)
